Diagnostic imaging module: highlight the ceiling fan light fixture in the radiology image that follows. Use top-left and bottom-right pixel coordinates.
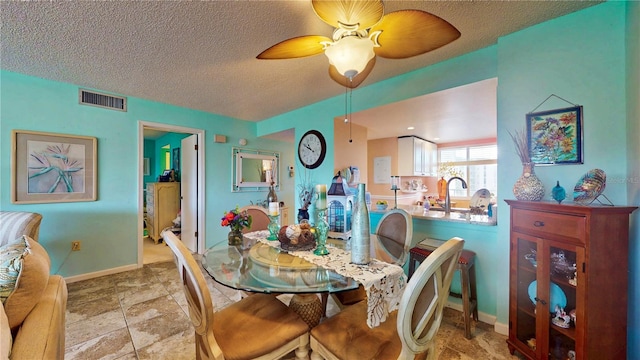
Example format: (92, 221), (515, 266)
(324, 36), (374, 79)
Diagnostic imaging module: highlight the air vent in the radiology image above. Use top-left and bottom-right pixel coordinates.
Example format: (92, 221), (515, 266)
(79, 89), (127, 111)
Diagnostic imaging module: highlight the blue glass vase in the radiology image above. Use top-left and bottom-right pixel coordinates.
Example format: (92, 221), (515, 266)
(552, 180), (566, 204)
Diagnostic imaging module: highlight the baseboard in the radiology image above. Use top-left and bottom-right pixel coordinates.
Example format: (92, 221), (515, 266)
(445, 301), (496, 325)
(64, 263), (140, 283)
(444, 302), (509, 335)
(493, 321), (509, 335)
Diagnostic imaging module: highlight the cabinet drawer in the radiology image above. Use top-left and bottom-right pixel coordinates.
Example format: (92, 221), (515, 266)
(512, 208), (586, 242)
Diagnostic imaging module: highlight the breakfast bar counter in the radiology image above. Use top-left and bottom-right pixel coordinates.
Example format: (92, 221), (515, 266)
(370, 205), (497, 226)
(368, 205), (499, 321)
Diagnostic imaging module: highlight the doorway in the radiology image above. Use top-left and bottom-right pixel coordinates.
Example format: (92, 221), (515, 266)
(138, 121), (206, 267)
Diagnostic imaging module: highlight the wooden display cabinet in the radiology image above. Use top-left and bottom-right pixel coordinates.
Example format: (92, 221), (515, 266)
(505, 200), (636, 360)
(146, 182), (180, 243)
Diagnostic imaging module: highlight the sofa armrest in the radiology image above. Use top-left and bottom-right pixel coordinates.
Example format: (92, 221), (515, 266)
(11, 275), (67, 360)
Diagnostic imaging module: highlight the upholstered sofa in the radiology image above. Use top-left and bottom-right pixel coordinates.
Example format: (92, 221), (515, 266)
(0, 211), (68, 360)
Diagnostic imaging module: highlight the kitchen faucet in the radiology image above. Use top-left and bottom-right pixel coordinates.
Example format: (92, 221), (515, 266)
(445, 176), (468, 214)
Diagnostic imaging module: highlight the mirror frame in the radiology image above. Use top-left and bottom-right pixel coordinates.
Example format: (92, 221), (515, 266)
(232, 147), (280, 192)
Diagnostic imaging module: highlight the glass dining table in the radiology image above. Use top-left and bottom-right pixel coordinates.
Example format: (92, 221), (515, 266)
(201, 230), (406, 328)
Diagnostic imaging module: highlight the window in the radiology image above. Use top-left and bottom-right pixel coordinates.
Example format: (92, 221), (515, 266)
(439, 144), (497, 198)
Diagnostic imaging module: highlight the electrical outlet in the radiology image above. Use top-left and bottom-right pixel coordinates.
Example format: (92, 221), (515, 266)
(71, 241), (81, 251)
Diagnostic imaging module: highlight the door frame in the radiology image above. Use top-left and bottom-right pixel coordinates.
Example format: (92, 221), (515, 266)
(138, 121), (206, 267)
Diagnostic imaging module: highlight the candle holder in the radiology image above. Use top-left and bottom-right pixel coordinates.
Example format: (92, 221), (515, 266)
(267, 215), (280, 241)
(391, 176), (400, 209)
(314, 208), (329, 255)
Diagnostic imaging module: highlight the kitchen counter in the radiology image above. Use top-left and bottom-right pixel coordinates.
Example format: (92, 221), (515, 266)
(370, 205), (497, 226)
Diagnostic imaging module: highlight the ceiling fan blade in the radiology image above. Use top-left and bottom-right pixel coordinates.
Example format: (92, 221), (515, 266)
(312, 0), (384, 30)
(329, 56), (376, 88)
(371, 10), (461, 59)
(257, 35), (332, 59)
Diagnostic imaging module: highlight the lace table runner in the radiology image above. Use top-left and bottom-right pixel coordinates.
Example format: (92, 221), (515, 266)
(244, 230), (407, 328)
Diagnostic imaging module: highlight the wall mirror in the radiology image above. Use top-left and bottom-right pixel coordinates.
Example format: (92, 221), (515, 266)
(232, 147), (279, 192)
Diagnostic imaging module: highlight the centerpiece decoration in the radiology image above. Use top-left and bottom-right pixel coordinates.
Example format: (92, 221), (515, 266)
(221, 206), (252, 246)
(277, 222), (317, 251)
(509, 129), (545, 201)
(297, 170), (314, 223)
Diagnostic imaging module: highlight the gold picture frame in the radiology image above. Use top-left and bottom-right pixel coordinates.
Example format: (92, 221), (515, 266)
(12, 130), (97, 204)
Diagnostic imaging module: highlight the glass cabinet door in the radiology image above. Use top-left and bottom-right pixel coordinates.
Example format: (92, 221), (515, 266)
(513, 235), (538, 358)
(547, 243), (580, 360)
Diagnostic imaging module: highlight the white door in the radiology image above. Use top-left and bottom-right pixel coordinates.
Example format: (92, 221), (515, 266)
(181, 135), (198, 252)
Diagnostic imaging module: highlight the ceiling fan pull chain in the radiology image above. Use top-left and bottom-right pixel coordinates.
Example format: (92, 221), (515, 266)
(348, 80), (353, 143)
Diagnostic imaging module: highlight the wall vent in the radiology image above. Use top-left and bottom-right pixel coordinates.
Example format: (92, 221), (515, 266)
(79, 89), (127, 111)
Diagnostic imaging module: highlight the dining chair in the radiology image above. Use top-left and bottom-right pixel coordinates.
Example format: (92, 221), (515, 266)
(330, 209), (413, 309)
(371, 208), (413, 266)
(162, 231), (310, 360)
(239, 205), (270, 233)
(310, 237), (464, 360)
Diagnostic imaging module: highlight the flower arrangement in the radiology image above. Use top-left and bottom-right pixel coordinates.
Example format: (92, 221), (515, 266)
(508, 128), (531, 164)
(376, 200), (387, 205)
(438, 162), (462, 180)
(220, 206), (252, 232)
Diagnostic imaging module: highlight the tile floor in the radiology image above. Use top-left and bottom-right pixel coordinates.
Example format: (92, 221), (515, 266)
(65, 259), (524, 360)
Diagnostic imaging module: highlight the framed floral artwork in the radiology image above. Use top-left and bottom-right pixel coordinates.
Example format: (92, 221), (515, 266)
(526, 106), (583, 165)
(12, 130), (97, 204)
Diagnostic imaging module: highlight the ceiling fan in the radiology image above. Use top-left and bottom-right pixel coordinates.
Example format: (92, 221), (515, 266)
(257, 0), (461, 88)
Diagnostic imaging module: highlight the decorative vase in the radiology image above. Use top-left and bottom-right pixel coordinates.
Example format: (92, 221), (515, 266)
(551, 181), (566, 204)
(437, 177), (447, 200)
(228, 229), (243, 246)
(267, 185), (278, 203)
(297, 208), (309, 223)
(351, 183), (370, 265)
(513, 163), (545, 201)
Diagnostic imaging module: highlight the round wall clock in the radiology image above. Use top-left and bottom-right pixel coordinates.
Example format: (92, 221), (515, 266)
(298, 130), (326, 169)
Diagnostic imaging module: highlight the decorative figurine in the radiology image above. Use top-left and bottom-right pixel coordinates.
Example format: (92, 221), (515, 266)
(552, 305), (571, 328)
(552, 180), (566, 204)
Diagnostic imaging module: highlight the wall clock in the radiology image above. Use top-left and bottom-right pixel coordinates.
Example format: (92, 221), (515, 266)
(298, 130), (326, 169)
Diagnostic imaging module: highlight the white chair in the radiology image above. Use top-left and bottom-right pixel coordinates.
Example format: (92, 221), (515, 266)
(162, 231), (310, 360)
(371, 208), (413, 266)
(310, 237), (464, 360)
(238, 205), (270, 233)
(329, 209), (413, 309)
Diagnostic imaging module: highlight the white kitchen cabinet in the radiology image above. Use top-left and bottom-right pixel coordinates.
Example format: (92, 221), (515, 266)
(398, 136), (437, 176)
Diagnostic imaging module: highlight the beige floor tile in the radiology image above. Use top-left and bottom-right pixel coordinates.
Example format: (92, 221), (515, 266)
(66, 308), (128, 348)
(65, 327), (135, 360)
(65, 259), (523, 360)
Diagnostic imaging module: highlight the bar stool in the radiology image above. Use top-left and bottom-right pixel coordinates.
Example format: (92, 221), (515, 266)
(408, 240), (478, 339)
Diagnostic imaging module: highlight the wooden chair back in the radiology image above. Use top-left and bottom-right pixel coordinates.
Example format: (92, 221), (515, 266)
(163, 231), (223, 359)
(239, 205), (270, 233)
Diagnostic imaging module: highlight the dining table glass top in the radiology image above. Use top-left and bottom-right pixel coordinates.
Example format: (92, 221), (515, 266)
(202, 238), (360, 294)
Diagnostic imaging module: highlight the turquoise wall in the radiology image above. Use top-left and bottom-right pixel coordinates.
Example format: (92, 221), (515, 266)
(0, 71), (295, 275)
(495, 1), (638, 351)
(143, 139), (156, 185)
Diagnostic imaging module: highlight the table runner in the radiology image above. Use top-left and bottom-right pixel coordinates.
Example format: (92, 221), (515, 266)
(244, 230), (407, 328)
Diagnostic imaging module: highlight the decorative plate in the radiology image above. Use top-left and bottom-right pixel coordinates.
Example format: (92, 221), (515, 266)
(528, 280), (567, 312)
(470, 188), (491, 209)
(573, 169), (606, 204)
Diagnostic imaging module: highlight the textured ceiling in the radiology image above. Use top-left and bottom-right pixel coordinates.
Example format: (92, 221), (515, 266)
(1, 1), (601, 141)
